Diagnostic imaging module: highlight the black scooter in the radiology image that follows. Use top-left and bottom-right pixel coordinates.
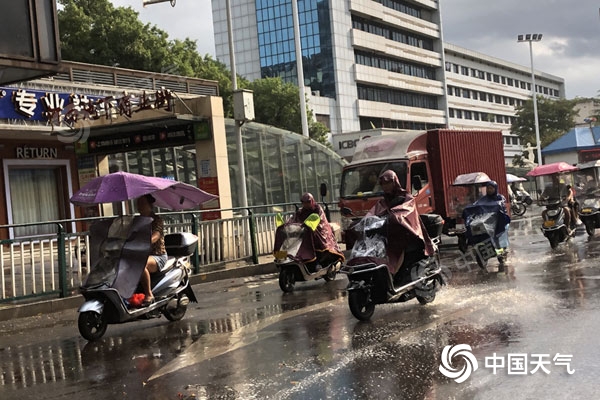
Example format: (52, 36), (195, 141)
(78, 216), (198, 341)
(341, 213), (445, 321)
(578, 189), (600, 236)
(541, 201), (574, 248)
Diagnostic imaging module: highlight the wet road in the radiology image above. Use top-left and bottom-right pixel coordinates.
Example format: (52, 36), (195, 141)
(1, 213), (599, 399)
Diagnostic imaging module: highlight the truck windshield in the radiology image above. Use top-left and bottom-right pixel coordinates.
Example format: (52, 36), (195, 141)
(340, 162), (408, 198)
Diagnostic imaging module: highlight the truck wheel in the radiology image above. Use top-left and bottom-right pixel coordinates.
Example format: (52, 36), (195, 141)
(78, 311), (107, 341)
(278, 269), (295, 293)
(348, 290), (375, 321)
(585, 221), (595, 236)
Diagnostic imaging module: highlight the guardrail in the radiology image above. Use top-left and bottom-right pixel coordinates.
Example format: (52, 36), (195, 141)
(0, 202), (340, 303)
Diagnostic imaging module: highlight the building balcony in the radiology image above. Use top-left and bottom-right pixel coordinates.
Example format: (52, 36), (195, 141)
(355, 64), (444, 96)
(352, 30), (442, 67)
(357, 99), (446, 124)
(349, 0), (440, 39)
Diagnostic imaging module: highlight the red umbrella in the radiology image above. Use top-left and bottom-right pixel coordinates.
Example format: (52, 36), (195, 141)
(526, 162), (578, 177)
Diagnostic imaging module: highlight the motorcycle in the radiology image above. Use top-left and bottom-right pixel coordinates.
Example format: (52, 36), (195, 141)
(273, 213), (343, 293)
(515, 189), (533, 206)
(577, 188), (600, 236)
(510, 195), (527, 217)
(77, 216), (198, 341)
(341, 212), (445, 321)
(541, 201), (575, 248)
(458, 204), (510, 270)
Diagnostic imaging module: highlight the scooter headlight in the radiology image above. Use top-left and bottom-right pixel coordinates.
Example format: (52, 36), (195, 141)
(546, 209), (559, 217)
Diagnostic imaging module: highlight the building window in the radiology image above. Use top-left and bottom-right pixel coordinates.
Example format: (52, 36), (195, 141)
(447, 86), (453, 96)
(6, 164), (69, 237)
(445, 62), (452, 71)
(464, 110), (472, 120)
(355, 50), (436, 80)
(351, 16), (434, 51)
(449, 108), (455, 118)
(462, 89), (470, 99)
(357, 84), (438, 109)
(512, 137), (519, 145)
(493, 74), (500, 83)
(461, 66), (469, 75)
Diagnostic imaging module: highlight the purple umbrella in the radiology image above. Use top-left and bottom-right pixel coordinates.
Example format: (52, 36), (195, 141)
(70, 171), (218, 211)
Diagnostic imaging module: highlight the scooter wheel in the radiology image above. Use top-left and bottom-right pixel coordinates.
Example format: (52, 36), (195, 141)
(279, 269), (295, 293)
(163, 298), (188, 322)
(348, 290), (375, 321)
(417, 292), (436, 305)
(78, 311), (107, 341)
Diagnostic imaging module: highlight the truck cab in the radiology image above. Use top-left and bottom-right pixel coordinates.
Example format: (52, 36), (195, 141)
(338, 132), (434, 239)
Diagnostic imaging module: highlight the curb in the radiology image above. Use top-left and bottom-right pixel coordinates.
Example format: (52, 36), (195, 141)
(0, 262), (278, 322)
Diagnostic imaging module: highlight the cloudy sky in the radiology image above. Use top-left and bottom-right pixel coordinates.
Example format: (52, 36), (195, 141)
(110, 0), (600, 99)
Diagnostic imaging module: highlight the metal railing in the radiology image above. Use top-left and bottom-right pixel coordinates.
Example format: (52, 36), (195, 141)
(0, 202), (340, 303)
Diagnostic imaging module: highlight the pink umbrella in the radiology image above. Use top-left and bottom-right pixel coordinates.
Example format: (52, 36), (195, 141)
(70, 171), (218, 211)
(526, 162), (578, 177)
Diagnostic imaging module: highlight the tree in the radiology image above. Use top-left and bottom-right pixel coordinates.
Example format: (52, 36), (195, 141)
(57, 0), (329, 146)
(511, 96), (578, 164)
(58, 0), (174, 72)
(246, 77), (330, 147)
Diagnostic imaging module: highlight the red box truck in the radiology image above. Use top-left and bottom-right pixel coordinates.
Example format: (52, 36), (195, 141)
(338, 129), (508, 238)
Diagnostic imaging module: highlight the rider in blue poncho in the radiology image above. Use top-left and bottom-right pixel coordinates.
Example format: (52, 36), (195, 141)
(462, 180), (511, 267)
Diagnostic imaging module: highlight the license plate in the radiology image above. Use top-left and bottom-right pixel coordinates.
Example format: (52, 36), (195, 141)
(582, 208), (593, 213)
(543, 220), (555, 228)
(274, 250), (288, 260)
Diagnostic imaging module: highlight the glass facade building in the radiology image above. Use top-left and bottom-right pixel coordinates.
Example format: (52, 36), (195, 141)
(225, 119), (346, 207)
(255, 0), (335, 98)
(106, 120), (346, 210)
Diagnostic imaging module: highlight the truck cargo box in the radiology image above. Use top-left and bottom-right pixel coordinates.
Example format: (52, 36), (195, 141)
(426, 129), (508, 219)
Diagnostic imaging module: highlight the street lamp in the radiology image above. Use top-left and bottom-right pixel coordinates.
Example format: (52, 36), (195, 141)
(517, 33), (543, 166)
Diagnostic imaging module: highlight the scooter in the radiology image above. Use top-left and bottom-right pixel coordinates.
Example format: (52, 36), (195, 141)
(77, 216), (198, 341)
(458, 204), (510, 270)
(510, 196), (527, 217)
(341, 213), (445, 321)
(541, 201), (575, 248)
(515, 189), (533, 206)
(578, 188), (600, 236)
(274, 215), (343, 293)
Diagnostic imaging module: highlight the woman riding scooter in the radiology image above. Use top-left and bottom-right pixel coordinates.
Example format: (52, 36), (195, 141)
(363, 170), (436, 278)
(287, 192), (344, 270)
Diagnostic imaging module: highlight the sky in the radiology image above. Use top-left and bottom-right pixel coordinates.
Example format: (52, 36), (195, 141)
(110, 0), (600, 99)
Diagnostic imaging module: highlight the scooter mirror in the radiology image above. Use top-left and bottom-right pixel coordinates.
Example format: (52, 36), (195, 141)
(341, 207), (354, 217)
(320, 183), (328, 198)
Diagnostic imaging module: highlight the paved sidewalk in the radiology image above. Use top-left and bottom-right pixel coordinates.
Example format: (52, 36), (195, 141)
(0, 255), (278, 322)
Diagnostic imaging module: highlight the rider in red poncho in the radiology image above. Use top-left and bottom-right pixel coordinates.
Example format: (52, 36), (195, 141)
(366, 170), (435, 276)
(274, 193), (344, 270)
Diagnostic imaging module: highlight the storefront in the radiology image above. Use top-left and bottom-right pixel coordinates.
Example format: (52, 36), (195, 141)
(0, 62), (229, 240)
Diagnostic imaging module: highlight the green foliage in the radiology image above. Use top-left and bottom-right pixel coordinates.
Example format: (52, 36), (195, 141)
(246, 77), (330, 147)
(511, 96), (578, 163)
(57, 0), (330, 146)
(58, 0), (172, 71)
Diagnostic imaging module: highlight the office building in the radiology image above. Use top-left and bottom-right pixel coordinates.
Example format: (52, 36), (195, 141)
(212, 0), (565, 165)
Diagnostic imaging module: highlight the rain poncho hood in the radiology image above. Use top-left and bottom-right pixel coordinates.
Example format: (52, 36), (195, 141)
(273, 194), (344, 263)
(355, 170), (435, 275)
